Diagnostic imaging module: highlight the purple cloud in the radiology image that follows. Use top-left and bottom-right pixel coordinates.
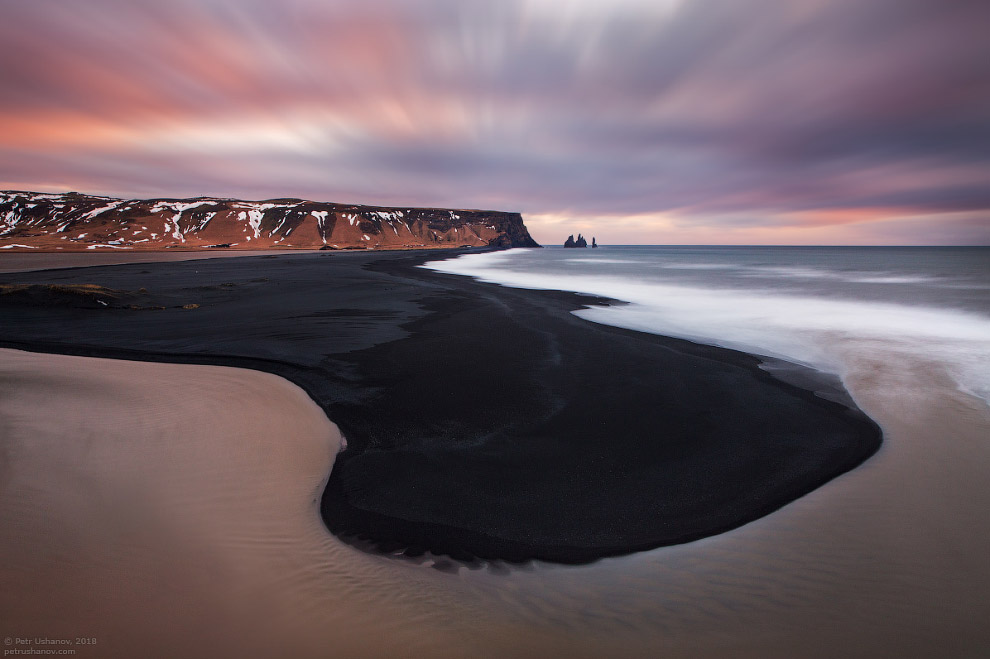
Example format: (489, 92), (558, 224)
(0, 0), (987, 243)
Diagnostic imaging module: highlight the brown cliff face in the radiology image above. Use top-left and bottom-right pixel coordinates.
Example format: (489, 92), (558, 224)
(0, 191), (540, 251)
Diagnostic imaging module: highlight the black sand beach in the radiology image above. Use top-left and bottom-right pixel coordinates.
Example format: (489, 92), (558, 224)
(0, 250), (881, 563)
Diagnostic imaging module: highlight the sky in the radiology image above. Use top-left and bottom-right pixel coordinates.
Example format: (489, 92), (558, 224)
(1, 0), (988, 245)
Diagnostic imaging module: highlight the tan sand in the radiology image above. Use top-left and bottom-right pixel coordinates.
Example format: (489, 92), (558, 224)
(0, 349), (483, 659)
(2, 345), (988, 658)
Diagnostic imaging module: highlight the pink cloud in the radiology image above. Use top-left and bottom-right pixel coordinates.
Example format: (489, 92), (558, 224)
(0, 0), (987, 244)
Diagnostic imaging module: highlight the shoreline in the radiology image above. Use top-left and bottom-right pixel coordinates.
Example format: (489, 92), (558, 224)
(0, 249), (323, 273)
(0, 245), (497, 274)
(0, 249), (881, 563)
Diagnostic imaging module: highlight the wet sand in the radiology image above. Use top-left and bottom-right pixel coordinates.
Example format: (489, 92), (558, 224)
(0, 349), (475, 659)
(1, 346), (988, 658)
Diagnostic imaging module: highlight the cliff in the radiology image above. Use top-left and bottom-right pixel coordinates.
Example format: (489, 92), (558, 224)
(0, 191), (540, 251)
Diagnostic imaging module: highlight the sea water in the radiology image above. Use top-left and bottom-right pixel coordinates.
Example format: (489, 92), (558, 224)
(425, 246), (990, 405)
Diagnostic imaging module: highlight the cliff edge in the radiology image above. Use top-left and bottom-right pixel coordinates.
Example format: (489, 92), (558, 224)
(0, 191), (541, 251)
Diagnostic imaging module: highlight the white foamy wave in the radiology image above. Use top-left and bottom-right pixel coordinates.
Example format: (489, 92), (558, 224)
(660, 263), (737, 270)
(741, 265), (841, 279)
(849, 275), (938, 284)
(425, 250), (990, 405)
(740, 267), (938, 285)
(565, 258), (639, 264)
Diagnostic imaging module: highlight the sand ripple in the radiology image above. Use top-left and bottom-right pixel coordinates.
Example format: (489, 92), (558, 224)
(2, 347), (988, 657)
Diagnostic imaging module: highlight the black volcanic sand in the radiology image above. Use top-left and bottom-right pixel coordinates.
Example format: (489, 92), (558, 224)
(0, 250), (881, 564)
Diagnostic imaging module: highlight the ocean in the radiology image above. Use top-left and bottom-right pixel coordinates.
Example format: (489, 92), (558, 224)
(425, 246), (990, 405)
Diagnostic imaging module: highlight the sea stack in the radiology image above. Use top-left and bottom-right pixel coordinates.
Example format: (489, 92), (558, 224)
(564, 233), (588, 248)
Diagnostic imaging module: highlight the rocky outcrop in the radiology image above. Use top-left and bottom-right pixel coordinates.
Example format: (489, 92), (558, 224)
(0, 191), (541, 251)
(563, 233), (588, 248)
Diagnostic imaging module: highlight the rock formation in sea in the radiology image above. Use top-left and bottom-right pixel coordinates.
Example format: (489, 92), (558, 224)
(0, 191), (541, 251)
(592, 237), (598, 248)
(563, 233), (588, 248)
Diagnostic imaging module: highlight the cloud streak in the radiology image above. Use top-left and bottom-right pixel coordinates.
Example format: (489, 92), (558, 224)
(1, 0), (988, 244)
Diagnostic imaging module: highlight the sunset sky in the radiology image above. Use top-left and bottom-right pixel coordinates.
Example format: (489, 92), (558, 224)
(1, 0), (987, 245)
